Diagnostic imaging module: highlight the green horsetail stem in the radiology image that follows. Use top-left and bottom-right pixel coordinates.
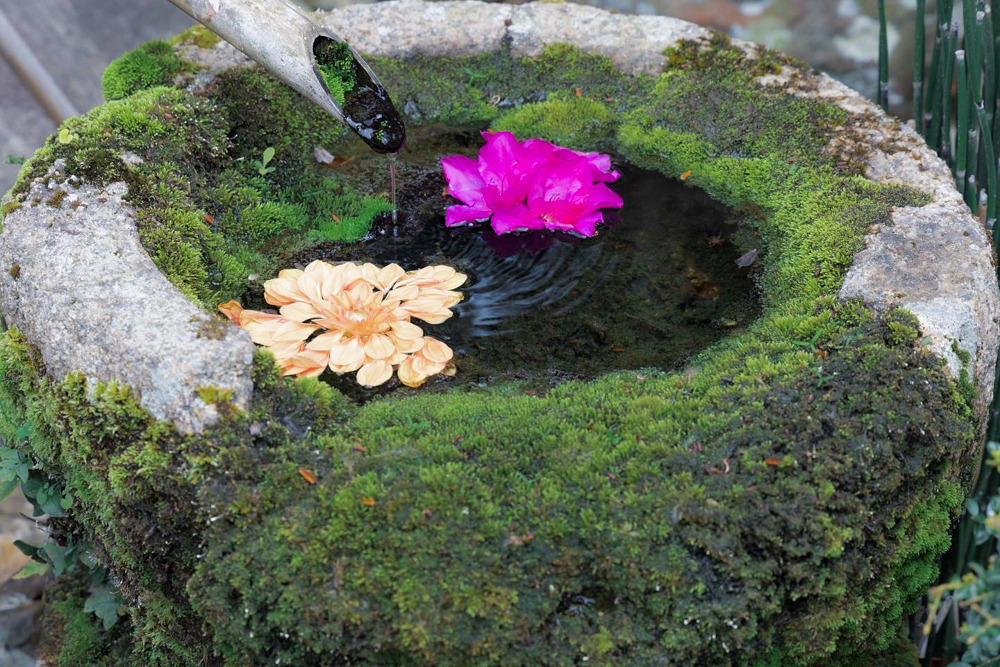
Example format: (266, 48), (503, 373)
(926, 22), (943, 128)
(957, 49), (970, 193)
(878, 0), (889, 110)
(916, 0), (927, 132)
(942, 24), (959, 161)
(965, 3), (983, 206)
(931, 21), (951, 149)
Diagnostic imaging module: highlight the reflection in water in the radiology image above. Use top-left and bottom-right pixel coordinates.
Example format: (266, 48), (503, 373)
(449, 233), (611, 337)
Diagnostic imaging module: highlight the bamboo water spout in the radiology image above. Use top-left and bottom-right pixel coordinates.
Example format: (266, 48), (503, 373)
(166, 0), (405, 153)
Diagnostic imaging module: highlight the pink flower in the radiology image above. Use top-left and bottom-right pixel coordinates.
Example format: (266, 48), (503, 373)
(440, 131), (535, 229)
(440, 132), (622, 238)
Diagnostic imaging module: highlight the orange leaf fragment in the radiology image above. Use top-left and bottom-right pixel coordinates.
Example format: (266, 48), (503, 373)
(680, 170), (693, 181)
(575, 87), (583, 97)
(764, 458), (781, 467)
(612, 346), (626, 353)
(299, 468), (317, 484)
(361, 497), (377, 507)
(203, 213), (215, 226)
(352, 444), (369, 453)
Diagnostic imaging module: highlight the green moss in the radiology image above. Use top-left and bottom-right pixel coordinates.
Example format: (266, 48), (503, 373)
(4, 34), (976, 667)
(9, 263), (19, 280)
(171, 24), (221, 50)
(2, 200), (21, 217)
(491, 94), (614, 149)
(47, 189), (67, 208)
(196, 386), (234, 405)
(314, 38), (356, 106)
(101, 40), (192, 102)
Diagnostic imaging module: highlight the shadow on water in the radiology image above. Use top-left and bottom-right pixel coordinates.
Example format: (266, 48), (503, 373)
(288, 132), (762, 400)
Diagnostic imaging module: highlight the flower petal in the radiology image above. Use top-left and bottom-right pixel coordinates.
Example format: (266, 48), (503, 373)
(441, 155), (487, 207)
(272, 321), (320, 342)
(305, 331), (344, 351)
(421, 337), (454, 364)
(376, 263), (406, 291)
(218, 300), (244, 324)
(357, 360), (393, 387)
(397, 356), (427, 388)
(567, 211), (603, 238)
(279, 301), (322, 322)
(445, 205), (492, 228)
(390, 320), (424, 340)
(364, 333), (396, 359)
(491, 205), (542, 235)
(328, 336), (365, 367)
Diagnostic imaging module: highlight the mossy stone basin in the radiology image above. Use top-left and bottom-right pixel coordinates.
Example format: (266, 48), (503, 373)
(1, 2), (998, 665)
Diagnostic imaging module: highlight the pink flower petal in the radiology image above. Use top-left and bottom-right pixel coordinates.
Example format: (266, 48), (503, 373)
(491, 205), (543, 235)
(440, 155), (487, 207)
(445, 205), (493, 228)
(567, 211), (603, 238)
(586, 182), (624, 211)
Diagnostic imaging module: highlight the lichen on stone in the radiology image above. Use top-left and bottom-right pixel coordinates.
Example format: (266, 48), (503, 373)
(0, 30), (976, 667)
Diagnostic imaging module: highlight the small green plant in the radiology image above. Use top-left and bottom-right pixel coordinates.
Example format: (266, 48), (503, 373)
(253, 146), (276, 176)
(462, 66), (487, 88)
(1, 411), (122, 629)
(57, 128), (77, 144)
(4, 154), (25, 165)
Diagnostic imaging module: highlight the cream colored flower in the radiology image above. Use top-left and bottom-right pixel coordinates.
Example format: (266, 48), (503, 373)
(219, 260), (466, 387)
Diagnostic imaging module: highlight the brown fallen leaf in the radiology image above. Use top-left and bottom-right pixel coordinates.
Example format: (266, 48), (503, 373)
(575, 88), (583, 97)
(612, 346), (626, 353)
(203, 213), (215, 226)
(764, 458), (781, 467)
(361, 497), (377, 507)
(352, 444), (368, 454)
(314, 145), (354, 167)
(680, 170), (693, 181)
(505, 533), (535, 547)
(299, 468), (317, 485)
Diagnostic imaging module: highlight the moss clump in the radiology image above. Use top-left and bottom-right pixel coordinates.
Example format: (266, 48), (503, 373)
(46, 189), (67, 208)
(314, 38), (357, 106)
(492, 94), (614, 149)
(171, 24), (221, 50)
(2, 200), (21, 217)
(2, 33), (975, 667)
(101, 40), (192, 102)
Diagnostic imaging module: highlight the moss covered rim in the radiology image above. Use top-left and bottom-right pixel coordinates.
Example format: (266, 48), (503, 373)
(0, 1), (998, 665)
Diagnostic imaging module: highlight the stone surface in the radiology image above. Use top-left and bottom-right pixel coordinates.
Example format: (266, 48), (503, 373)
(323, 0), (514, 59)
(320, 0), (708, 75)
(0, 162), (255, 434)
(507, 2), (709, 74)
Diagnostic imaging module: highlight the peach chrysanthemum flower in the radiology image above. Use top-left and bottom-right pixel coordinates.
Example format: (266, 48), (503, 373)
(219, 260), (466, 387)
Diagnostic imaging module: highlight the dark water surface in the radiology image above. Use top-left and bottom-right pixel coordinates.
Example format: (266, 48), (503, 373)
(291, 141), (761, 397)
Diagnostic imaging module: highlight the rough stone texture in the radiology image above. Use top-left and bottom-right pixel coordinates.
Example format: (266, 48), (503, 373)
(0, 162), (255, 434)
(323, 0), (514, 60)
(319, 0), (708, 75)
(506, 2), (709, 74)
